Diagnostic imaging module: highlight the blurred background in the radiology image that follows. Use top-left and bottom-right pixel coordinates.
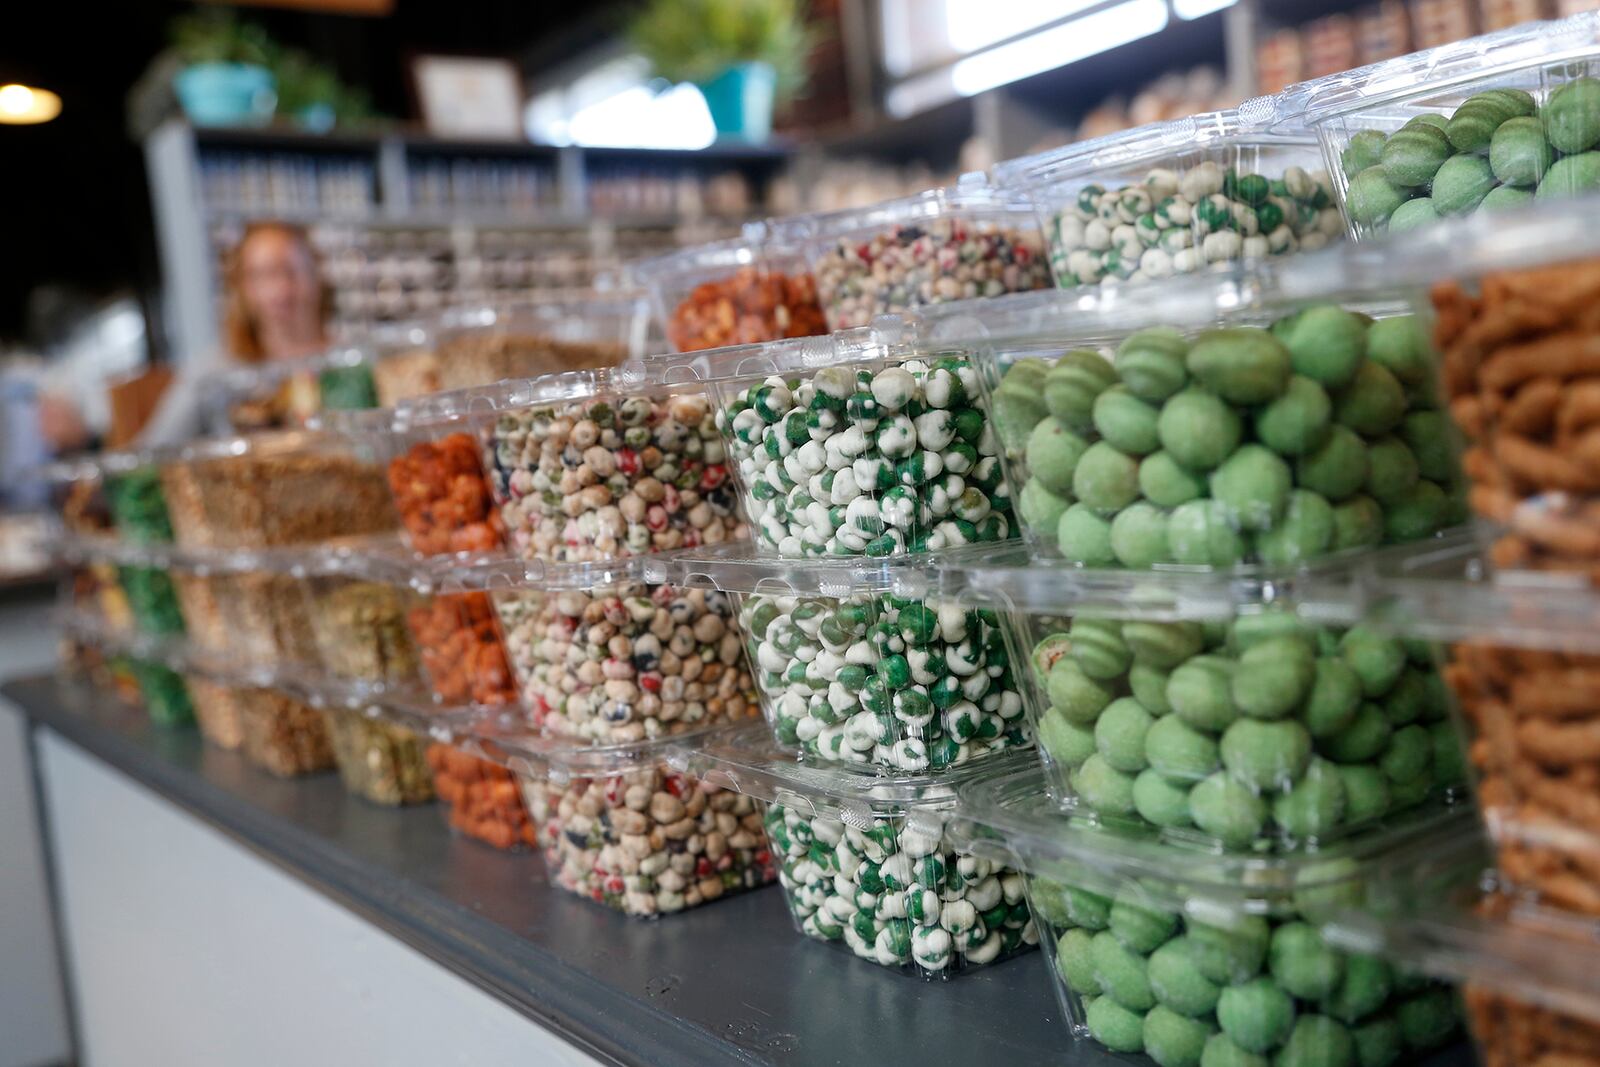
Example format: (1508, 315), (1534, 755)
(0, 0), (1591, 585)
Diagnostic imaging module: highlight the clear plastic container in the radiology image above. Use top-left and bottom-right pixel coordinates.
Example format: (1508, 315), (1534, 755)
(430, 291), (649, 393)
(117, 564), (187, 637)
(303, 574), (422, 691)
(366, 320), (441, 408)
(992, 109), (1343, 293)
(203, 344), (378, 434)
(441, 369), (745, 564)
(1297, 13), (1600, 237)
(957, 767), (1472, 1066)
(630, 224), (828, 353)
(785, 178), (1053, 330)
(321, 706), (434, 806)
(383, 421), (505, 557)
(187, 675), (245, 750)
(926, 263), (1466, 570)
(427, 742), (538, 850)
(237, 686), (335, 777)
(672, 545), (1029, 774)
(161, 430), (395, 549)
(215, 571), (323, 671)
(405, 590), (519, 707)
(937, 553), (1470, 851)
(676, 734), (1037, 977)
(132, 659), (194, 728)
(699, 326), (1015, 558)
(100, 450), (177, 545)
(512, 729), (776, 918)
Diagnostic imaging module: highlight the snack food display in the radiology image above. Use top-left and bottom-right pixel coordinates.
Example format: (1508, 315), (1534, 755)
(471, 372), (744, 564)
(428, 745), (538, 850)
(105, 464), (176, 544)
(1301, 15), (1600, 236)
(994, 111), (1343, 292)
(172, 572), (229, 653)
(406, 591), (518, 706)
(960, 768), (1468, 1066)
(118, 564), (188, 637)
(1467, 987), (1600, 1067)
(517, 736), (776, 917)
(187, 676), (246, 750)
(216, 572), (323, 670)
(132, 660), (194, 728)
(790, 182), (1052, 330)
(382, 427), (505, 557)
(709, 337), (1014, 558)
(304, 576), (422, 689)
(237, 687), (335, 777)
(972, 289), (1464, 568)
(431, 294), (647, 393)
(321, 708), (434, 806)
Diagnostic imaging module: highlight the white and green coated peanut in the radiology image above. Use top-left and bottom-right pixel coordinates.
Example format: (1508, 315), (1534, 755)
(742, 592), (1027, 772)
(718, 359), (1012, 557)
(764, 805), (1036, 974)
(1048, 162), (1342, 290)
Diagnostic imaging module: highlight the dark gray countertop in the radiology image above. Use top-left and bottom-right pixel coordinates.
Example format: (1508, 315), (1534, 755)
(6, 674), (1478, 1067)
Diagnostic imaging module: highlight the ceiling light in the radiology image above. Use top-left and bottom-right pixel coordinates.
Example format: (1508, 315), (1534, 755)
(0, 84), (62, 125)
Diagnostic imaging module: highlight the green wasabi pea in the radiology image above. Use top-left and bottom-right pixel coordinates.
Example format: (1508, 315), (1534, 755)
(1395, 989), (1457, 1050)
(1216, 977), (1296, 1054)
(1168, 500), (1248, 567)
(1092, 928), (1158, 1011)
(1141, 451), (1209, 508)
(1221, 718), (1312, 792)
(1056, 927), (1103, 995)
(1045, 349), (1118, 430)
(1087, 994), (1148, 1053)
(1211, 445), (1293, 533)
(1399, 412), (1458, 482)
(1094, 385), (1162, 456)
(1383, 479), (1446, 542)
(1340, 130), (1387, 178)
(1363, 437), (1419, 505)
(1364, 316), (1430, 388)
(1256, 490), (1336, 566)
(1537, 151), (1600, 199)
(1346, 167), (1409, 227)
(1097, 697), (1156, 773)
(1149, 937), (1222, 1018)
(1446, 88), (1534, 154)
(1144, 1004), (1215, 1067)
(1186, 329), (1293, 406)
(1118, 327), (1192, 402)
(1270, 922), (1345, 1001)
(1033, 633), (1074, 680)
(1146, 713), (1223, 780)
(1341, 628), (1414, 694)
(1292, 857), (1366, 925)
(1256, 376), (1333, 458)
(1384, 197), (1440, 233)
(1201, 1033), (1270, 1067)
(1379, 121), (1451, 186)
(1049, 655), (1117, 723)
(1060, 502), (1118, 566)
(1273, 758), (1348, 839)
(1188, 772), (1267, 847)
(1026, 417), (1090, 495)
(1064, 884), (1114, 929)
(1167, 656), (1239, 734)
(1542, 76), (1600, 155)
(1405, 113), (1449, 130)
(1380, 669), (1429, 727)
(1131, 661), (1175, 714)
(1322, 954), (1394, 1025)
(1305, 658), (1364, 739)
(1297, 427), (1370, 502)
(1135, 767), (1196, 827)
(993, 360), (1052, 450)
(1430, 154), (1496, 216)
(1335, 363), (1406, 437)
(1336, 764), (1393, 824)
(1489, 116), (1554, 187)
(1188, 913), (1270, 985)
(1019, 478), (1072, 532)
(1028, 876), (1077, 926)
(1112, 502), (1174, 568)
(1330, 495), (1385, 550)
(1273, 306), (1369, 390)
(1432, 721), (1468, 787)
(1112, 887), (1180, 954)
(1075, 441), (1142, 514)
(1074, 618), (1132, 679)
(1379, 724), (1432, 785)
(1123, 621), (1205, 669)
(1233, 636), (1315, 720)
(1320, 704), (1393, 764)
(1230, 614), (1312, 652)
(1350, 1015), (1402, 1067)
(1039, 707), (1098, 767)
(1480, 184), (1534, 212)
(1276, 1014), (1355, 1067)
(1158, 389), (1244, 471)
(1074, 754), (1139, 815)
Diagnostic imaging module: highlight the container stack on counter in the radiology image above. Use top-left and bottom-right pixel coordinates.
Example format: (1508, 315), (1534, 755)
(40, 12), (1600, 1058)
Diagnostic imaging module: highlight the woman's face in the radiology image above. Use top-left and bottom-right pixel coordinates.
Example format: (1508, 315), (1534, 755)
(238, 228), (321, 347)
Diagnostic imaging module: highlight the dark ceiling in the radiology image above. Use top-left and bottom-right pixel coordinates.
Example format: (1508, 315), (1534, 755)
(0, 0), (628, 347)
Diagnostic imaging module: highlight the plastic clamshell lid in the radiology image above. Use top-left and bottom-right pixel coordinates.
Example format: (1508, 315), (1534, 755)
(771, 172), (1031, 245)
(1294, 11), (1600, 124)
(432, 288), (652, 337)
(658, 540), (915, 596)
(638, 323), (887, 386)
(992, 107), (1318, 192)
(669, 729), (1037, 822)
(167, 427), (365, 464)
(306, 405), (403, 437)
(392, 359), (710, 430)
(626, 221), (772, 285)
(953, 767), (1485, 912)
(1373, 190), (1600, 286)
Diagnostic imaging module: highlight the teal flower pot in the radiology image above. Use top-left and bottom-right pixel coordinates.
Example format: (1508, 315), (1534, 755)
(696, 61), (777, 142)
(174, 63), (276, 127)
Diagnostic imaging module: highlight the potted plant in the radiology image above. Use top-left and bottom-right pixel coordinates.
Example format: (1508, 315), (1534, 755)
(631, 0), (815, 142)
(170, 10), (278, 127)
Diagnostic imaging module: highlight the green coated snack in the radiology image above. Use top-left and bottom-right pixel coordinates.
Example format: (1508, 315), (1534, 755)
(1336, 765), (1391, 824)
(1064, 884), (1114, 929)
(1211, 445), (1293, 532)
(1146, 713), (1223, 779)
(1269, 922), (1345, 1001)
(1395, 989), (1457, 1051)
(1094, 386), (1162, 456)
(1363, 317), (1431, 388)
(1019, 478), (1072, 531)
(1330, 496), (1384, 551)
(1346, 167), (1407, 227)
(1058, 927), (1103, 995)
(1221, 718), (1312, 791)
(1118, 327), (1191, 401)
(1097, 697), (1156, 773)
(1059, 503), (1117, 566)
(1075, 441), (1142, 513)
(1445, 88), (1534, 154)
(1255, 377), (1332, 457)
(1322, 704), (1393, 765)
(1295, 425), (1369, 503)
(1050, 656), (1117, 723)
(1339, 626), (1405, 697)
(1384, 197), (1439, 233)
(1350, 1016), (1402, 1067)
(1087, 994), (1148, 1053)
(1141, 451), (1209, 508)
(1092, 928), (1158, 1011)
(1383, 480), (1446, 541)
(1186, 329), (1292, 406)
(1202, 1034), (1270, 1067)
(1537, 151), (1600, 198)
(1333, 363), (1405, 438)
(1430, 154), (1496, 216)
(1074, 618), (1133, 679)
(1131, 662), (1174, 714)
(1379, 122), (1451, 186)
(1431, 721), (1467, 787)
(1026, 418), (1089, 495)
(1135, 768), (1195, 827)
(1304, 659), (1363, 739)
(1543, 76), (1600, 155)
(1111, 502), (1173, 568)
(1399, 412), (1457, 482)
(1489, 116), (1553, 186)
(1340, 130), (1387, 178)
(1216, 977), (1296, 1053)
(1123, 621), (1205, 669)
(993, 363), (1050, 453)
(1046, 350), (1120, 430)
(1363, 437), (1419, 505)
(1144, 1004), (1215, 1067)
(1189, 914), (1269, 985)
(1150, 937), (1222, 1018)
(1040, 707), (1099, 766)
(1274, 307), (1368, 390)
(1167, 656), (1239, 734)
(1479, 184), (1534, 212)
(1272, 758), (1347, 838)
(1158, 389), (1243, 471)
(1112, 887), (1180, 954)
(1276, 1015), (1354, 1067)
(1322, 953), (1394, 1024)
(1189, 772), (1266, 847)
(1233, 636), (1315, 720)
(1074, 754), (1138, 815)
(1168, 500), (1248, 567)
